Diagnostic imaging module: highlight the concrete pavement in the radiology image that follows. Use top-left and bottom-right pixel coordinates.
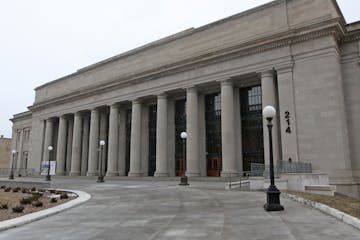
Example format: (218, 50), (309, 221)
(0, 178), (359, 240)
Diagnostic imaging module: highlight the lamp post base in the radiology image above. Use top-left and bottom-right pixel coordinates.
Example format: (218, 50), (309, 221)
(9, 173), (14, 180)
(264, 185), (284, 211)
(179, 176), (189, 186)
(97, 176), (105, 183)
(45, 175), (51, 181)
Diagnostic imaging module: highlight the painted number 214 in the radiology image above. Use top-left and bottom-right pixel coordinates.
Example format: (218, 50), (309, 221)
(285, 111), (291, 133)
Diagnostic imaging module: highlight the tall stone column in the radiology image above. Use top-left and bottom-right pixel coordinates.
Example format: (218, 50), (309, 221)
(155, 93), (169, 177)
(81, 115), (90, 176)
(107, 104), (119, 176)
(65, 118), (73, 174)
(56, 115), (67, 175)
(129, 99), (143, 177)
(221, 80), (238, 177)
(87, 109), (100, 176)
(118, 108), (127, 176)
(70, 112), (83, 176)
(42, 118), (54, 164)
(16, 130), (24, 169)
(186, 87), (200, 177)
(261, 70), (280, 166)
(277, 66), (299, 163)
(99, 112), (108, 176)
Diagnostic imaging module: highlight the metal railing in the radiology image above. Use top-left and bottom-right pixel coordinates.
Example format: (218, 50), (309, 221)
(0, 168), (35, 177)
(251, 161), (312, 177)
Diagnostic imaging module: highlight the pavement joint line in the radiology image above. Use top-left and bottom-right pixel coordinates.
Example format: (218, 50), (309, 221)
(0, 189), (91, 232)
(282, 193), (360, 230)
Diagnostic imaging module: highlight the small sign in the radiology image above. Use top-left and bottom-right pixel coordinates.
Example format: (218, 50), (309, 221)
(40, 161), (56, 175)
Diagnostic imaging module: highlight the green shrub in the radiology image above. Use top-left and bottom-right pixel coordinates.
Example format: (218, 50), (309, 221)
(32, 201), (43, 207)
(12, 187), (20, 192)
(0, 203), (8, 209)
(19, 197), (32, 205)
(21, 188), (28, 193)
(49, 197), (57, 203)
(60, 193), (68, 199)
(31, 187), (36, 192)
(0, 185), (6, 189)
(12, 205), (24, 213)
(4, 187), (11, 192)
(29, 192), (43, 201)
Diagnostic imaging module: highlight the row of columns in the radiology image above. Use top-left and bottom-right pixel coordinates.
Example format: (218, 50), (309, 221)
(41, 69), (285, 177)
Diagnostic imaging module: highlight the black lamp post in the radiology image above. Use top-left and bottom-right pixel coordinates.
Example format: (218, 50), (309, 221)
(46, 145), (53, 181)
(179, 131), (189, 186)
(97, 140), (105, 183)
(263, 105), (284, 211)
(9, 150), (16, 179)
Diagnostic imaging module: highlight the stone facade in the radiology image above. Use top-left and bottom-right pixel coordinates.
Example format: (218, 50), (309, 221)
(10, 0), (360, 197)
(0, 136), (11, 168)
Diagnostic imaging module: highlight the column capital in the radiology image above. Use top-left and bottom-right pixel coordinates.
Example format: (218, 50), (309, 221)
(46, 117), (56, 123)
(186, 86), (197, 93)
(132, 98), (142, 104)
(258, 70), (274, 79)
(220, 79), (233, 87)
(59, 115), (67, 120)
(74, 111), (83, 117)
(109, 103), (120, 110)
(275, 64), (294, 75)
(157, 92), (167, 99)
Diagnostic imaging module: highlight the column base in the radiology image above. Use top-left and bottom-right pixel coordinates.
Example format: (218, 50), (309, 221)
(106, 171), (119, 177)
(118, 171), (126, 176)
(154, 171), (169, 177)
(70, 171), (81, 176)
(221, 171), (238, 178)
(128, 171), (143, 177)
(87, 171), (98, 176)
(56, 171), (66, 176)
(185, 171), (201, 177)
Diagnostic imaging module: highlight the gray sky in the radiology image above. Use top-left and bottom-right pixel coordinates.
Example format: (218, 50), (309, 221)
(0, 0), (358, 138)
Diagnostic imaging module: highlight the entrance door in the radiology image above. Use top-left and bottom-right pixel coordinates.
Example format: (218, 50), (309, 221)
(205, 93), (222, 176)
(175, 100), (186, 176)
(240, 86), (264, 172)
(148, 105), (157, 176)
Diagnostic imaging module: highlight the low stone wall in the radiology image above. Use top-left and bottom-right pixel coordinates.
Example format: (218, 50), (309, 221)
(0, 178), (50, 189)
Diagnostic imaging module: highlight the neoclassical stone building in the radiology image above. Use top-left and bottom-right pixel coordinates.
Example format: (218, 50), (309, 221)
(10, 0), (360, 196)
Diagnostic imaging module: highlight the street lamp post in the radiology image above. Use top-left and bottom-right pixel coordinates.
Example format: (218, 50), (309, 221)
(179, 132), (189, 186)
(9, 150), (16, 180)
(97, 140), (105, 183)
(263, 105), (284, 211)
(46, 146), (53, 181)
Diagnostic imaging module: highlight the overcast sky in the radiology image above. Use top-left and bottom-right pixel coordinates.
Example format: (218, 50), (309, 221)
(0, 0), (358, 138)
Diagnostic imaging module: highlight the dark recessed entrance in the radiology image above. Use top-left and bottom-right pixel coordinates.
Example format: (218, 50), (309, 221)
(148, 105), (157, 176)
(205, 93), (222, 177)
(174, 99), (186, 176)
(240, 85), (264, 172)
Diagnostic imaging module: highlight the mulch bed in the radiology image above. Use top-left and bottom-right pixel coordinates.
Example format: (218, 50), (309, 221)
(0, 187), (76, 221)
(284, 190), (360, 219)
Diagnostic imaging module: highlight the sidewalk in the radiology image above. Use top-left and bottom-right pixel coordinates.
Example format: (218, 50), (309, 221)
(0, 178), (359, 240)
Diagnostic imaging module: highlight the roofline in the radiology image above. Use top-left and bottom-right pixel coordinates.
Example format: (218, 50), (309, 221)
(35, 0), (284, 91)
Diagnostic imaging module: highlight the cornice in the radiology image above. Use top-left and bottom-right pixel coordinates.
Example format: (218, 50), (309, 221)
(30, 19), (345, 112)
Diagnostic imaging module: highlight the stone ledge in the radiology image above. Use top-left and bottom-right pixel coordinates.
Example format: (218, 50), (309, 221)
(282, 193), (360, 230)
(0, 178), (50, 189)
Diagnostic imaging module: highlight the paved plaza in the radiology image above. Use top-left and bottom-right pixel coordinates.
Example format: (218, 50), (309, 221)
(0, 178), (359, 240)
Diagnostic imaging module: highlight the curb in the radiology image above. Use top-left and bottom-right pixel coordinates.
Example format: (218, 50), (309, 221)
(0, 189), (91, 232)
(282, 193), (360, 230)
